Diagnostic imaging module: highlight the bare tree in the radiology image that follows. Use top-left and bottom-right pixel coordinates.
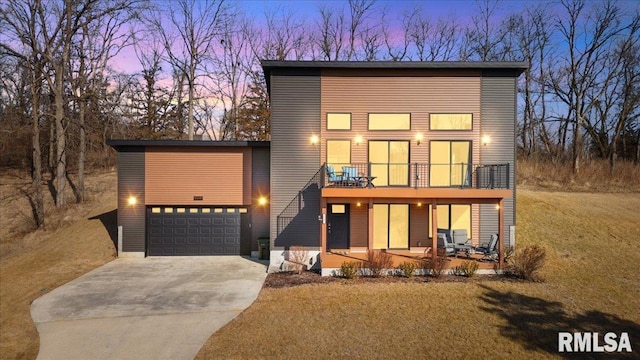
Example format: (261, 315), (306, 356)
(150, 0), (229, 140)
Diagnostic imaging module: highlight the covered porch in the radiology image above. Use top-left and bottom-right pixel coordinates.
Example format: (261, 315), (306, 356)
(319, 190), (509, 274)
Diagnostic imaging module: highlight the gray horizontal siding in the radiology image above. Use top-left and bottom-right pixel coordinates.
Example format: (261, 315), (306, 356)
(117, 148), (145, 253)
(252, 147), (271, 251)
(480, 72), (517, 247)
(270, 69), (321, 249)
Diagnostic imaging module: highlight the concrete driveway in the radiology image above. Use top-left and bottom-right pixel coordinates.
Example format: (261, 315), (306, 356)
(31, 257), (267, 360)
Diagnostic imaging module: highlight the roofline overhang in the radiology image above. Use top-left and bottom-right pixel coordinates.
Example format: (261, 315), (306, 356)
(107, 139), (270, 151)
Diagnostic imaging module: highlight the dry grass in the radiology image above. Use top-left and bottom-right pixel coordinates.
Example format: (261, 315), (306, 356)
(196, 190), (640, 359)
(0, 170), (117, 359)
(518, 158), (640, 192)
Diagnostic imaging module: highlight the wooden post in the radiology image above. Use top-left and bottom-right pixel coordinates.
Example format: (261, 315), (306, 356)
(498, 199), (505, 269)
(320, 198), (327, 256)
(368, 199), (374, 250)
(431, 199), (438, 262)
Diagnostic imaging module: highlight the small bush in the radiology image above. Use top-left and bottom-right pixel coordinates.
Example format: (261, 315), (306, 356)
(504, 245), (546, 281)
(339, 261), (360, 279)
(287, 246), (309, 274)
(424, 250), (448, 277)
(397, 261), (417, 278)
(450, 260), (479, 277)
(363, 250), (393, 277)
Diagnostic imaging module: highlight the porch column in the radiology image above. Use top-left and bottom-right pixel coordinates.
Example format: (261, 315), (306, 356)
(498, 199), (505, 270)
(431, 199), (438, 262)
(367, 199), (374, 250)
(320, 198), (327, 255)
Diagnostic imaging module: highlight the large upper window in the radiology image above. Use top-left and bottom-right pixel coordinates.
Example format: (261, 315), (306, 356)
(430, 141), (471, 187)
(327, 113), (351, 130)
(430, 113), (473, 130)
(369, 140), (409, 186)
(368, 113), (411, 130)
(327, 140), (351, 168)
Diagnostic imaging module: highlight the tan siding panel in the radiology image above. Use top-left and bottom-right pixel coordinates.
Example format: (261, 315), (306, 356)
(410, 205), (429, 247)
(145, 147), (249, 205)
(320, 74), (481, 169)
(350, 205), (368, 247)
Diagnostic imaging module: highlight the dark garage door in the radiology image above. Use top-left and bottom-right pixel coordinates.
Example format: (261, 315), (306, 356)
(147, 207), (242, 256)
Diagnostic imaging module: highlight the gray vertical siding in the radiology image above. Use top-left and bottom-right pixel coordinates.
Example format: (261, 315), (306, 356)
(117, 148), (145, 253)
(270, 68), (322, 249)
(251, 146), (271, 251)
(480, 71), (517, 247)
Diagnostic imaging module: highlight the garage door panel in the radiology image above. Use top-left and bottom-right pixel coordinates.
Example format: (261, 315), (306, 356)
(147, 207), (241, 256)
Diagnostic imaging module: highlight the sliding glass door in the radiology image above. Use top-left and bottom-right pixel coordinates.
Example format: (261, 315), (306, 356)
(430, 141), (471, 187)
(369, 140), (409, 186)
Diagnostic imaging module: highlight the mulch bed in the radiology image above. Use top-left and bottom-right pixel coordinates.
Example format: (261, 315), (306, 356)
(263, 271), (508, 289)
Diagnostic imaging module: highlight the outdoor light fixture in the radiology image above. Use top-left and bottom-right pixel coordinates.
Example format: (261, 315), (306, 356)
(356, 202), (361, 207)
(354, 135), (363, 145)
(417, 202), (422, 207)
(482, 134), (491, 146)
(127, 196), (137, 206)
(258, 196), (268, 206)
(415, 133), (423, 146)
(310, 134), (319, 145)
(495, 204), (500, 210)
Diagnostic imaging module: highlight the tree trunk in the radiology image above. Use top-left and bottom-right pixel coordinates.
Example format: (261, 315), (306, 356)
(78, 98), (86, 203)
(31, 68), (45, 228)
(54, 66), (67, 208)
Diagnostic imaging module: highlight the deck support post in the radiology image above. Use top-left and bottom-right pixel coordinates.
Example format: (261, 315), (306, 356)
(367, 199), (374, 250)
(498, 199), (505, 270)
(320, 198), (327, 256)
(431, 199), (438, 262)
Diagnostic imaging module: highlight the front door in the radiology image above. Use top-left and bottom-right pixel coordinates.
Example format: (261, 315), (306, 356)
(328, 204), (349, 249)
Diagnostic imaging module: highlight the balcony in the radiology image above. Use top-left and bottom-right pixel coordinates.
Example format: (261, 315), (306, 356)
(322, 163), (510, 190)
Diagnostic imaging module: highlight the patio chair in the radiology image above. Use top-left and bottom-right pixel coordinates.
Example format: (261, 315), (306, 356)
(341, 166), (363, 187)
(452, 229), (474, 258)
(436, 231), (456, 257)
(326, 165), (342, 185)
(475, 233), (499, 261)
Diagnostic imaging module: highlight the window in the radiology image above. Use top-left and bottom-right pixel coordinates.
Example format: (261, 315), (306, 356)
(239, 208), (248, 213)
(373, 204), (409, 249)
(226, 208), (236, 213)
(327, 113), (351, 130)
(189, 208), (198, 213)
(368, 113), (411, 130)
(202, 208), (211, 213)
(164, 207), (173, 213)
(176, 208), (186, 213)
(430, 113), (473, 130)
(369, 140), (409, 186)
(151, 207), (161, 213)
(327, 140), (351, 168)
(430, 141), (471, 187)
(428, 204), (471, 239)
(331, 204), (346, 214)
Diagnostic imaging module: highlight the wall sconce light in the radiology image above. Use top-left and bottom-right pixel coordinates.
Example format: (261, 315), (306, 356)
(354, 135), (363, 145)
(495, 204), (500, 210)
(482, 134), (491, 146)
(258, 196), (268, 206)
(310, 134), (319, 145)
(415, 133), (423, 146)
(127, 196), (137, 206)
(356, 202), (361, 207)
(417, 202), (422, 207)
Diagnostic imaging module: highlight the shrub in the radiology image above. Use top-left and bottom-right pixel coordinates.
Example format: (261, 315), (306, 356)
(339, 261), (360, 279)
(397, 261), (417, 278)
(424, 249), (448, 277)
(363, 250), (393, 277)
(504, 245), (546, 281)
(287, 246), (309, 274)
(450, 260), (479, 277)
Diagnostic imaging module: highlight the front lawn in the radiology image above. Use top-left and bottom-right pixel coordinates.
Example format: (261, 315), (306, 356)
(196, 190), (640, 359)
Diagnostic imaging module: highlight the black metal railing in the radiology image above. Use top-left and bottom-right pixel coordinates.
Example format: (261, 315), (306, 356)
(321, 162), (510, 189)
(276, 167), (323, 237)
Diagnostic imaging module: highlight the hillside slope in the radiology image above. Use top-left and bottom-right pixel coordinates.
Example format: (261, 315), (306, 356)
(0, 171), (117, 359)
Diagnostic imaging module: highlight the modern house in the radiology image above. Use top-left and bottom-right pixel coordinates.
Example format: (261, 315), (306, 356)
(262, 61), (526, 275)
(109, 61), (526, 275)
